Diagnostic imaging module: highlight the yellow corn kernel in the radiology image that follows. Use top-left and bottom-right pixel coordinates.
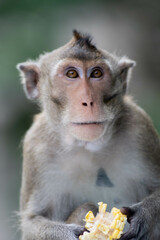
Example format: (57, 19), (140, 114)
(116, 220), (123, 229)
(112, 229), (120, 238)
(98, 223), (110, 235)
(98, 202), (107, 213)
(85, 222), (94, 230)
(115, 214), (121, 221)
(120, 215), (127, 222)
(119, 222), (125, 231)
(111, 207), (120, 216)
(85, 211), (95, 222)
(110, 219), (117, 229)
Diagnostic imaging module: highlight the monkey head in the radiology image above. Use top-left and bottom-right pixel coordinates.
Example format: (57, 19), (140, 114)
(17, 30), (135, 143)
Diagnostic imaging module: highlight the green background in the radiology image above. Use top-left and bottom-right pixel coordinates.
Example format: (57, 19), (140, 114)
(0, 0), (160, 239)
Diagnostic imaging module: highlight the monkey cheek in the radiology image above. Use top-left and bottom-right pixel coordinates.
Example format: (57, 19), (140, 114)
(69, 123), (106, 142)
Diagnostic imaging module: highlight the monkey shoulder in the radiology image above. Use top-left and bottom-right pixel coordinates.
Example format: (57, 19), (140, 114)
(123, 95), (160, 163)
(123, 96), (159, 141)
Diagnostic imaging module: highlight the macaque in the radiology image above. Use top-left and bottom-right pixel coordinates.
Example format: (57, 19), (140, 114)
(17, 30), (160, 240)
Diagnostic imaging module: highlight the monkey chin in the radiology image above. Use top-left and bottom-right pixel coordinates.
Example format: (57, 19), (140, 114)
(69, 122), (106, 142)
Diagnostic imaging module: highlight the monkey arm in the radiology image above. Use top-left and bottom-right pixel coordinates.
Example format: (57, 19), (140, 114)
(20, 212), (84, 240)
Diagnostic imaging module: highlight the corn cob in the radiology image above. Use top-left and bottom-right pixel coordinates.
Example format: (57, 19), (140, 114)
(79, 202), (127, 240)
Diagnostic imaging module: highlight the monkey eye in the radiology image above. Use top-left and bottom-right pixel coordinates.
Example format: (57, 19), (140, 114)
(90, 68), (103, 78)
(66, 69), (79, 78)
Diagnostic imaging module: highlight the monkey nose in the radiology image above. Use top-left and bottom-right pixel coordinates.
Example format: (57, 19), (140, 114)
(82, 102), (93, 107)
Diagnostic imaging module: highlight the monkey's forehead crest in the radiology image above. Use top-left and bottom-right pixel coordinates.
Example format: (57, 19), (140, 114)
(72, 30), (97, 51)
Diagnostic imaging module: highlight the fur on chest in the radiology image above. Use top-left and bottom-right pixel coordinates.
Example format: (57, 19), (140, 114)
(40, 146), (150, 210)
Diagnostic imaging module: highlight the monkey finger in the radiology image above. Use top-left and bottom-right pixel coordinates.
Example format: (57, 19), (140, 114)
(68, 224), (86, 237)
(120, 206), (135, 216)
(120, 206), (136, 224)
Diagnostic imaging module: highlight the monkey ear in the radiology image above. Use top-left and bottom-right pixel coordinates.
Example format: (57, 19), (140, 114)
(16, 62), (40, 100)
(118, 57), (136, 81)
(118, 57), (136, 92)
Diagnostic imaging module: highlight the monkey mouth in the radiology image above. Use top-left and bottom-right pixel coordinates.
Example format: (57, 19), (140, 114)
(69, 120), (106, 141)
(71, 121), (105, 125)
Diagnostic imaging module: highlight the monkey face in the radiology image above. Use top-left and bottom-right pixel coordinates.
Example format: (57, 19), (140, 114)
(49, 58), (119, 142)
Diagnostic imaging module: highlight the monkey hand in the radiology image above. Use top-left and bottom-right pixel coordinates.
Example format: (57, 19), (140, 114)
(119, 202), (153, 240)
(67, 224), (86, 239)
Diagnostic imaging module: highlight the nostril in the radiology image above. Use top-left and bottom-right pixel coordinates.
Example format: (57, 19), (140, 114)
(82, 102), (88, 106)
(82, 102), (93, 107)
